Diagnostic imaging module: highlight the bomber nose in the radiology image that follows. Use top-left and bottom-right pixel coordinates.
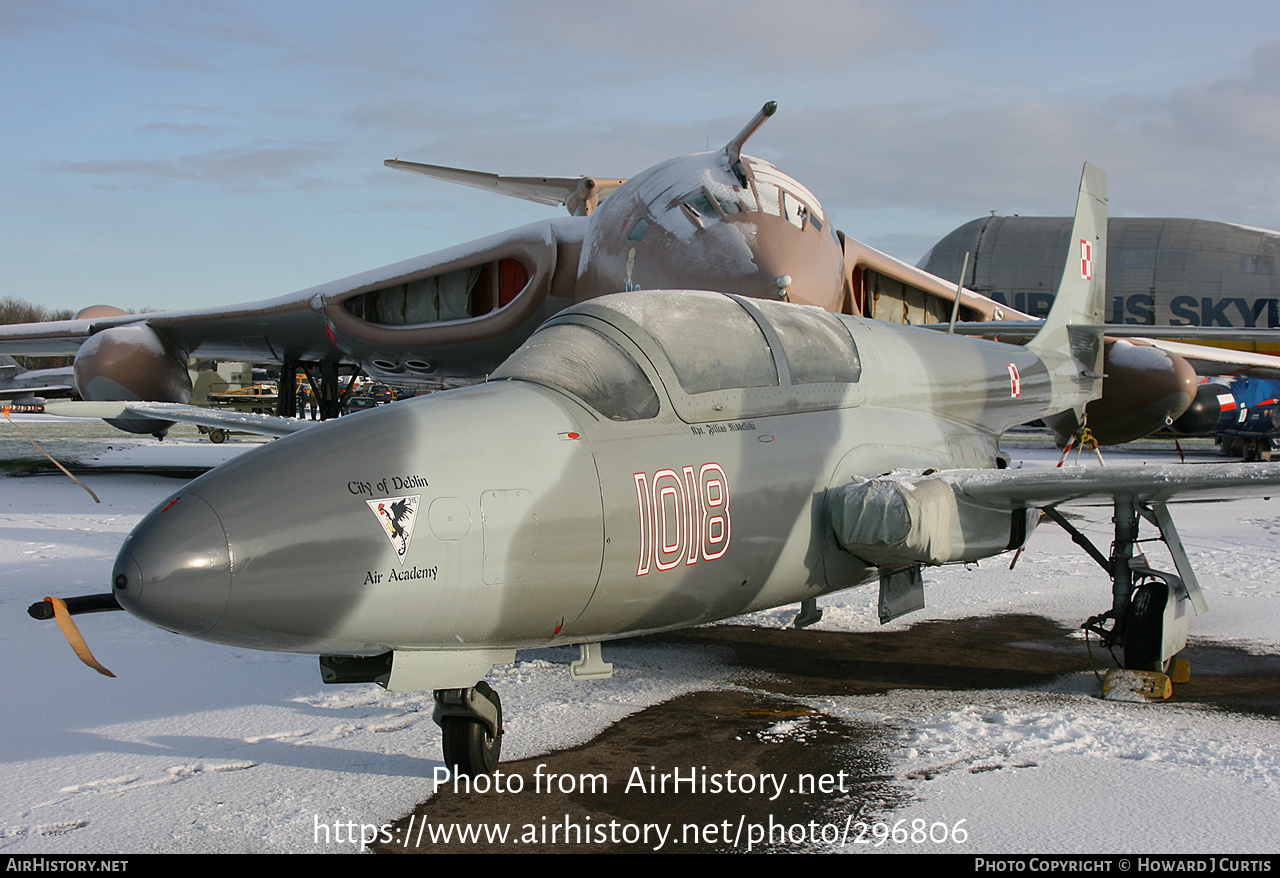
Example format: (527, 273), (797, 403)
(112, 492), (232, 637)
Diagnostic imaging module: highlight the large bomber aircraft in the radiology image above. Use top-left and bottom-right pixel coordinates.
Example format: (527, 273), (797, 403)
(34, 164), (1280, 777)
(0, 103), (1225, 447)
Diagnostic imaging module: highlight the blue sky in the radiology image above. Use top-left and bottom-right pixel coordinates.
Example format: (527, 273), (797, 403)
(3, 0), (1278, 313)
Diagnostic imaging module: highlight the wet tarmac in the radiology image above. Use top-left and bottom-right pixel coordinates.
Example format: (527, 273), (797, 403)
(374, 614), (1280, 853)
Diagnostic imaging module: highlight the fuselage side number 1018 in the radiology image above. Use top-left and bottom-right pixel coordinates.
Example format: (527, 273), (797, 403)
(633, 463), (731, 576)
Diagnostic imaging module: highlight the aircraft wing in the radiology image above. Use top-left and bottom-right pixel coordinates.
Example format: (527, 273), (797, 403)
(929, 462), (1280, 507)
(840, 236), (1035, 322)
(830, 461), (1280, 578)
(0, 218), (575, 379)
(43, 401), (314, 437)
(1141, 338), (1280, 380)
(941, 322), (1280, 379)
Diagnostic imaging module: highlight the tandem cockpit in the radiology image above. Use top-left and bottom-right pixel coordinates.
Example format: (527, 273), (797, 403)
(490, 290), (864, 425)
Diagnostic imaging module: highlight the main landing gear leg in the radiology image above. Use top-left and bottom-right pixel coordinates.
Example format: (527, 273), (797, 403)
(277, 361), (298, 418)
(433, 682), (503, 776)
(1044, 499), (1199, 677)
(299, 360), (361, 420)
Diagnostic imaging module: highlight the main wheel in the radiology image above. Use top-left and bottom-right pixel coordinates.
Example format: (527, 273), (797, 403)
(440, 682), (502, 776)
(1124, 581), (1168, 672)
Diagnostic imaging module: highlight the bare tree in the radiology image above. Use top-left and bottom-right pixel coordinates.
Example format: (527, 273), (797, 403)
(0, 297), (76, 367)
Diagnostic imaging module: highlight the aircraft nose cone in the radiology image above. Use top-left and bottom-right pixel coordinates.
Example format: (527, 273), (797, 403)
(744, 219), (845, 312)
(113, 492), (231, 637)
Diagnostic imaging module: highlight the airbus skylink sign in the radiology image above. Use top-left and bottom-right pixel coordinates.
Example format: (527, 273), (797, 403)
(989, 291), (1280, 328)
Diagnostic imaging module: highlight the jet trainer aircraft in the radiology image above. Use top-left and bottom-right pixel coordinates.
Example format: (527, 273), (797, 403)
(0, 103), (1212, 448)
(0, 355), (73, 406)
(33, 164), (1280, 777)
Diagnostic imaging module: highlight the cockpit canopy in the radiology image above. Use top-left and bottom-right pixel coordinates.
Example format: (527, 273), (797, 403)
(489, 323), (661, 422)
(635, 155), (834, 242)
(492, 290), (863, 423)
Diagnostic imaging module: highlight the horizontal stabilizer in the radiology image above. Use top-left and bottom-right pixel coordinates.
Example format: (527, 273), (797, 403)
(1147, 339), (1280, 380)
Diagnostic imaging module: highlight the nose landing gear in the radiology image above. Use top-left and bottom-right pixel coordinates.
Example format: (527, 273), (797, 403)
(434, 681), (503, 776)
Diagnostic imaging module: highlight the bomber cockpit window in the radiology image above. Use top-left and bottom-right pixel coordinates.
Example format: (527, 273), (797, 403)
(783, 192), (808, 230)
(754, 183), (782, 217)
(712, 193), (743, 215)
(686, 187), (751, 217)
(744, 159), (829, 234)
(731, 187), (757, 212)
(678, 190), (722, 228)
(491, 323), (660, 421)
(681, 190), (719, 219)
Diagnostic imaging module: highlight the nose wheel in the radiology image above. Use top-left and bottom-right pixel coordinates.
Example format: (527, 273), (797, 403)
(1123, 580), (1169, 673)
(434, 681), (503, 776)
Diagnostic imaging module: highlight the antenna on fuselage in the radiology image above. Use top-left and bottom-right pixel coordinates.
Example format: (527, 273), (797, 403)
(947, 252), (971, 334)
(723, 101), (777, 186)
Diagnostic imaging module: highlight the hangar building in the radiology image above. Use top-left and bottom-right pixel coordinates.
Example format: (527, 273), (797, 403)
(918, 217), (1280, 329)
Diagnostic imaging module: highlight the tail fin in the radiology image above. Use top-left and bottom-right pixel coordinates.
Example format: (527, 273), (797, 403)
(1026, 162), (1108, 415)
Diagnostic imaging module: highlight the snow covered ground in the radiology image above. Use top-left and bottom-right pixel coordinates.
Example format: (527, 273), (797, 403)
(1, 418), (1277, 854)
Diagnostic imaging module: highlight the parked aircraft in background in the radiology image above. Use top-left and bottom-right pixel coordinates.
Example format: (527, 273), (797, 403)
(35, 166), (1280, 776)
(0, 104), (842, 434)
(0, 104), (1218, 449)
(0, 355), (73, 405)
(1169, 375), (1280, 460)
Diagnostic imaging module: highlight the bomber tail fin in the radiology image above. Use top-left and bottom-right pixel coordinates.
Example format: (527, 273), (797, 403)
(1026, 162), (1108, 417)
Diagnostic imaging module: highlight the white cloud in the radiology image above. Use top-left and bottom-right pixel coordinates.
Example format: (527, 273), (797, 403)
(37, 143), (341, 192)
